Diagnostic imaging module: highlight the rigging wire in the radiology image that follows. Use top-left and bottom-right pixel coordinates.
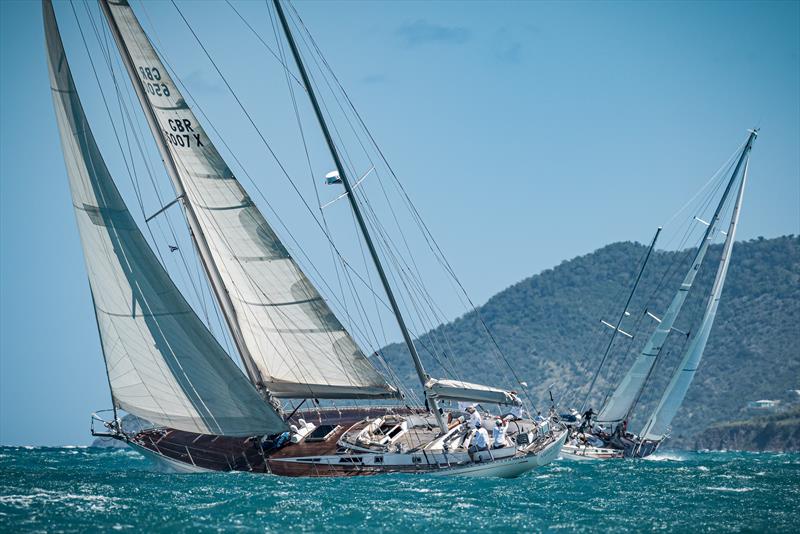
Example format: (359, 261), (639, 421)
(144, 0), (423, 403)
(81, 1), (226, 343)
(595, 150), (742, 412)
(281, 2), (536, 408)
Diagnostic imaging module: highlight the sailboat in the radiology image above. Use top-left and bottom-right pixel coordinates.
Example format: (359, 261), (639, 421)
(44, 0), (566, 477)
(561, 129), (757, 460)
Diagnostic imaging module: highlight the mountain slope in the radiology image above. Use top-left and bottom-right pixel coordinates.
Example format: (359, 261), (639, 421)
(690, 407), (800, 452)
(380, 235), (800, 447)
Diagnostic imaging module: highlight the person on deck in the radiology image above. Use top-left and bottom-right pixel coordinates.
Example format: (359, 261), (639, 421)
(492, 419), (508, 449)
(466, 406), (482, 429)
(534, 411), (545, 424)
(579, 408), (595, 432)
(469, 420), (489, 461)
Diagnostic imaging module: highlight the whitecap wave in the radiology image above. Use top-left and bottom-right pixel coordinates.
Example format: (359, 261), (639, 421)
(644, 452), (686, 462)
(703, 486), (754, 493)
(0, 489), (128, 512)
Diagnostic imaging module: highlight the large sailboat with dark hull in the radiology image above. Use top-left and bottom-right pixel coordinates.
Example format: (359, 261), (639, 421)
(45, 0), (565, 477)
(562, 130), (757, 460)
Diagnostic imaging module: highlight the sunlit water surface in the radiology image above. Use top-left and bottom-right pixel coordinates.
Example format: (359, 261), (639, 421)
(1, 447), (797, 532)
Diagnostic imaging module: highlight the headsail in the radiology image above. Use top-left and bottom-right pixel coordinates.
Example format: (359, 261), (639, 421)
(596, 132), (757, 427)
(100, 0), (398, 400)
(44, 0), (286, 436)
(640, 158), (749, 441)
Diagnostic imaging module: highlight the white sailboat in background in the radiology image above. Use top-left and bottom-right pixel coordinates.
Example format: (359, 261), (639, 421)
(45, 0), (565, 477)
(562, 129), (757, 460)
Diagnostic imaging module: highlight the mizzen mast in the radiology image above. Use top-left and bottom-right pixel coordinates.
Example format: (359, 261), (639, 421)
(579, 226), (661, 414)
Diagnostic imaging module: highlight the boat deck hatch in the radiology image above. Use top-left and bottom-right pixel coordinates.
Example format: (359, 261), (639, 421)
(305, 424), (340, 442)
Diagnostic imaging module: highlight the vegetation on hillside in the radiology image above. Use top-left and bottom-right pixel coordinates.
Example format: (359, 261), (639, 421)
(690, 406), (800, 452)
(380, 235), (800, 446)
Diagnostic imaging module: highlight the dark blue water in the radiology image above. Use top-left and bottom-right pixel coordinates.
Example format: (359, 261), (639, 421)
(1, 446), (797, 532)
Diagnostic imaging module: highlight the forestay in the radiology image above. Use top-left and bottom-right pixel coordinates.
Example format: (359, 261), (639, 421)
(425, 378), (522, 406)
(102, 0), (398, 400)
(44, 0), (286, 437)
(641, 160), (749, 441)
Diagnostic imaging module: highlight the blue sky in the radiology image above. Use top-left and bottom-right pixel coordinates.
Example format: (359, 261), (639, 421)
(1, 0), (798, 446)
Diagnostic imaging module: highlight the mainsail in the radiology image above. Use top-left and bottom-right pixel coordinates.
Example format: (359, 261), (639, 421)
(596, 132), (757, 427)
(640, 158), (749, 441)
(425, 379), (522, 406)
(43, 0), (286, 436)
(100, 0), (398, 400)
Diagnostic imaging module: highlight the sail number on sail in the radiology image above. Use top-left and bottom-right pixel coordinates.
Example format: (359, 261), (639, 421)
(137, 65), (169, 96)
(163, 118), (204, 149)
(137, 64), (205, 149)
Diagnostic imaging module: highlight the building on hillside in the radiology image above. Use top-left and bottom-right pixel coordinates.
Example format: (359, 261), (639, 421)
(746, 399), (781, 411)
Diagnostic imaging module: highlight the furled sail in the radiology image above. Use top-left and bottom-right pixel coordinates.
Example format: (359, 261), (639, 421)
(100, 0), (398, 400)
(596, 134), (756, 427)
(640, 159), (749, 441)
(44, 0), (286, 436)
(425, 379), (522, 406)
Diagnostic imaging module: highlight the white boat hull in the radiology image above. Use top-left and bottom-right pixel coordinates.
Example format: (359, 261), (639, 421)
(560, 443), (624, 461)
(433, 428), (567, 477)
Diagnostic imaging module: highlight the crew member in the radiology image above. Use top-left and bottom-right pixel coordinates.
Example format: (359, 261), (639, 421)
(466, 405), (482, 429)
(470, 420), (489, 461)
(492, 419), (508, 449)
(579, 407), (595, 432)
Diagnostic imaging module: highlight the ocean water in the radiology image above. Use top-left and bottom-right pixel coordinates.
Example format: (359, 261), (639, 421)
(0, 447), (797, 532)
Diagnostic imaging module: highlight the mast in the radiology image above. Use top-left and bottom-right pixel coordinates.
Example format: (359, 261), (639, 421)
(272, 0), (447, 432)
(639, 152), (751, 442)
(580, 226), (661, 414)
(97, 0), (269, 402)
(596, 129), (758, 429)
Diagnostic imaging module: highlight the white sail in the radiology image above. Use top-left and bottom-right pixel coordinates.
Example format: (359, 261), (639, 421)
(44, 0), (286, 437)
(426, 378), (522, 406)
(101, 0), (398, 400)
(595, 237), (718, 425)
(596, 136), (755, 427)
(641, 160), (748, 441)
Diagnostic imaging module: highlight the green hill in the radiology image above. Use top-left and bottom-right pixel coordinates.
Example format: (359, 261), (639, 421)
(380, 235), (800, 448)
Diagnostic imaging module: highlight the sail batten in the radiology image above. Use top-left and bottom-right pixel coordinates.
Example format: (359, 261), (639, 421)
(640, 158), (749, 441)
(44, 0), (286, 437)
(101, 0), (398, 400)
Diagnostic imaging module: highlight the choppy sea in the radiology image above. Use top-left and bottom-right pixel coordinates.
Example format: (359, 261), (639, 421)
(0, 446), (797, 532)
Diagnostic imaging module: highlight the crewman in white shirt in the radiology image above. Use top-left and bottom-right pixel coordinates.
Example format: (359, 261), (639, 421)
(492, 419), (508, 448)
(469, 420), (490, 461)
(466, 406), (482, 429)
